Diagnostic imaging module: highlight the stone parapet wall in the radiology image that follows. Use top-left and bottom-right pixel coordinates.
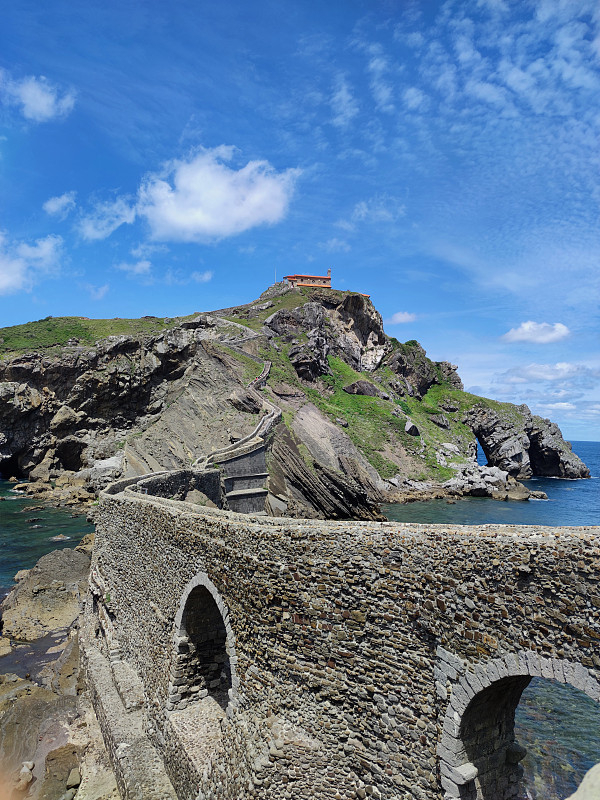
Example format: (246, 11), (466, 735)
(85, 476), (600, 800)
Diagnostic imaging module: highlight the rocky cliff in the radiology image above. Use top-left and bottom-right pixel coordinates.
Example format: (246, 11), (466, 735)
(0, 284), (589, 519)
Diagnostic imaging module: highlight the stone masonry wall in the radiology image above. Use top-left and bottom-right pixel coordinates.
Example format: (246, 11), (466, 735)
(85, 476), (600, 800)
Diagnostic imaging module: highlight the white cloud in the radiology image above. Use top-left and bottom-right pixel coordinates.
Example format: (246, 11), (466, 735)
(86, 283), (109, 301)
(503, 321), (570, 343)
(43, 191), (76, 219)
(0, 232), (63, 294)
(2, 72), (75, 122)
(403, 87), (428, 111)
(137, 146), (299, 242)
(499, 362), (599, 385)
(78, 197), (136, 241)
(386, 311), (417, 324)
(321, 238), (350, 253)
(538, 401), (576, 411)
(191, 270), (213, 283)
(330, 76), (359, 127)
(351, 195), (406, 225)
(115, 259), (152, 275)
(130, 242), (168, 259)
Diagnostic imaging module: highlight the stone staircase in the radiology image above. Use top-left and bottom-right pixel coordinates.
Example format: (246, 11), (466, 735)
(193, 359), (281, 514)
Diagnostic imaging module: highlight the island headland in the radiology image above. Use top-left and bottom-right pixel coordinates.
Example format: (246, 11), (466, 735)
(0, 282), (589, 519)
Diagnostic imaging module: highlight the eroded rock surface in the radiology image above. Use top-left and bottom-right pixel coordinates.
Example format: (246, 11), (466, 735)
(1, 548), (90, 642)
(465, 403), (589, 479)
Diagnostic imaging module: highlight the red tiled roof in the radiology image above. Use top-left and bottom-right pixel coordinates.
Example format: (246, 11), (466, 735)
(284, 274), (330, 281)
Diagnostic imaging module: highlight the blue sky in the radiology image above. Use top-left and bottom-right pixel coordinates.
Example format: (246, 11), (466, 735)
(1, 0), (599, 440)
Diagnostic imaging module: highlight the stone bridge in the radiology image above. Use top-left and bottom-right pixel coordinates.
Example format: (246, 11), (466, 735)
(81, 467), (600, 800)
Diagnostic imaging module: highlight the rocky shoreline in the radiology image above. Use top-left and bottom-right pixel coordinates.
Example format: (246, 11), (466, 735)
(0, 540), (118, 800)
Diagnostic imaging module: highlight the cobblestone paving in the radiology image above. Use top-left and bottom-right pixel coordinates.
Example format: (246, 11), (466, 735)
(169, 697), (225, 772)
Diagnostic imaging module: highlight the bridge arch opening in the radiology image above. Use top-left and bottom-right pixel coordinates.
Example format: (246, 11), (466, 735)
(438, 652), (600, 800)
(168, 574), (238, 713)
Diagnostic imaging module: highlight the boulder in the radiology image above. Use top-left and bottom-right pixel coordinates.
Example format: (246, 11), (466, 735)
(566, 763), (600, 800)
(343, 380), (387, 399)
(405, 420), (420, 436)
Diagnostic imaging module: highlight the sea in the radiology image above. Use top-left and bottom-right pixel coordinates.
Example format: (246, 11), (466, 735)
(0, 441), (598, 798)
(383, 440), (600, 800)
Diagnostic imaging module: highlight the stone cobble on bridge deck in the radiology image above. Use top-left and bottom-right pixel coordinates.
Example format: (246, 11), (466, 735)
(83, 469), (600, 800)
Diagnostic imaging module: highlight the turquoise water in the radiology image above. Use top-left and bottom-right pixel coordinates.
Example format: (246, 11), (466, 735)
(0, 482), (93, 597)
(384, 441), (600, 800)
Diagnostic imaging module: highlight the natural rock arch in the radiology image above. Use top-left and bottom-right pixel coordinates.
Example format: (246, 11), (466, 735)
(437, 649), (600, 799)
(166, 573), (239, 713)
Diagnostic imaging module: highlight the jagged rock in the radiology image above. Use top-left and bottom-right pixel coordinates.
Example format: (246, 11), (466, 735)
(443, 463), (536, 500)
(430, 413), (450, 429)
(228, 389), (262, 414)
(387, 342), (439, 399)
(50, 405), (86, 432)
(265, 293), (389, 373)
(0, 549), (90, 641)
(438, 362), (464, 390)
(464, 403), (589, 479)
(269, 425), (384, 521)
(288, 331), (331, 382)
(343, 380), (386, 398)
(405, 420), (420, 436)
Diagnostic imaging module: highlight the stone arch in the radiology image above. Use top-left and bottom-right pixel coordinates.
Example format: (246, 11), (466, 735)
(437, 649), (600, 799)
(167, 573), (239, 713)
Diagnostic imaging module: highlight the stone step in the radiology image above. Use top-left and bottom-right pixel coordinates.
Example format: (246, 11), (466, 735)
(225, 487), (269, 499)
(224, 473), (268, 492)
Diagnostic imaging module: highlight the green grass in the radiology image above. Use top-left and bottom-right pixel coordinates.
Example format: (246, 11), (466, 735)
(223, 286), (366, 332)
(210, 343), (263, 384)
(0, 313), (197, 359)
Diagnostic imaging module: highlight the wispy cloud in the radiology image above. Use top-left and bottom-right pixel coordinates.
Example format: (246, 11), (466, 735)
(330, 75), (359, 127)
(338, 194), (406, 231)
(385, 311), (417, 324)
(43, 191), (76, 220)
(115, 259), (152, 276)
(78, 197), (136, 241)
(85, 283), (109, 301)
(0, 231), (63, 294)
(1, 71), (75, 122)
(320, 237), (350, 253)
(191, 270), (213, 283)
(137, 146), (299, 242)
(503, 321), (570, 344)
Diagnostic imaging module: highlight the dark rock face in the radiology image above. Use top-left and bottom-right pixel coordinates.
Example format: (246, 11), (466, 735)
(268, 425), (384, 521)
(438, 361), (464, 390)
(387, 342), (439, 399)
(464, 403), (589, 479)
(288, 331), (331, 382)
(342, 380), (387, 399)
(265, 294), (389, 373)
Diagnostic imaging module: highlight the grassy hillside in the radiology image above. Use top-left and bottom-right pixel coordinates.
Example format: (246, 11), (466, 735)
(0, 313), (197, 359)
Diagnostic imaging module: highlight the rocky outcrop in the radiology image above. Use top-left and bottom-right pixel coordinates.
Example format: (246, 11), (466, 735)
(267, 425), (384, 521)
(386, 341), (440, 399)
(342, 380), (389, 399)
(1, 548), (90, 641)
(265, 293), (389, 374)
(443, 463), (545, 501)
(0, 542), (119, 800)
(464, 403), (589, 479)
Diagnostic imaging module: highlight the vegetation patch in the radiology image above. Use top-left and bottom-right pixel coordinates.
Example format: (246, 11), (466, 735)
(0, 314), (197, 359)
